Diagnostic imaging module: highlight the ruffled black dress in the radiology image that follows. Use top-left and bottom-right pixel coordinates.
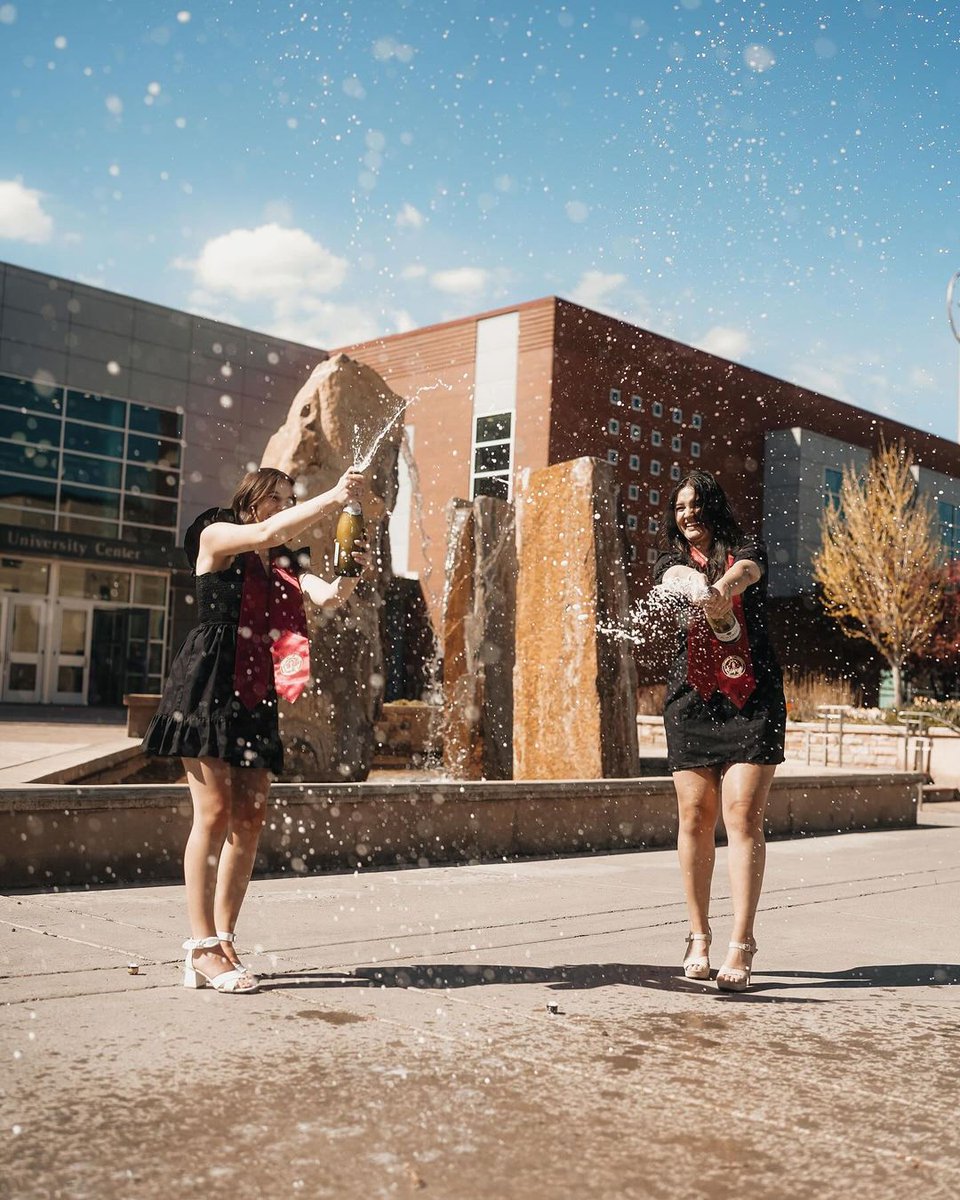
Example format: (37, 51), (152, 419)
(143, 509), (309, 774)
(652, 539), (786, 772)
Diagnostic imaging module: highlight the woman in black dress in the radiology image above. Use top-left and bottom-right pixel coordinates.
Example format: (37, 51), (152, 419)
(652, 470), (785, 992)
(144, 465), (366, 994)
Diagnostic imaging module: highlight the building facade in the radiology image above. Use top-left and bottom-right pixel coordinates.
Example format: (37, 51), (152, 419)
(339, 296), (960, 696)
(0, 262), (324, 705)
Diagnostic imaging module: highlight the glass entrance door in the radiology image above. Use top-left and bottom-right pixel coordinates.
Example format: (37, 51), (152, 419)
(1, 597), (47, 702)
(50, 602), (92, 704)
(88, 607), (151, 706)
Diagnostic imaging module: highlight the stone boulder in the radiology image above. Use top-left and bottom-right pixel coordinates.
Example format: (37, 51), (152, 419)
(260, 353), (406, 781)
(513, 457), (639, 780)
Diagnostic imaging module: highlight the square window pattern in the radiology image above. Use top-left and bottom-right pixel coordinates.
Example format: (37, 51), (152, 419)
(629, 454), (640, 471)
(692, 413), (703, 429)
(0, 370), (183, 539)
(650, 460), (661, 476)
(630, 424), (641, 440)
(651, 431), (662, 447)
(671, 435), (682, 452)
(472, 411), (512, 500)
(608, 418), (620, 435)
(649, 489), (660, 505)
(630, 395), (642, 411)
(626, 514), (638, 530)
(607, 449), (619, 465)
(652, 401), (663, 418)
(670, 463), (682, 481)
(648, 517), (659, 534)
(672, 408), (682, 424)
(627, 484), (640, 500)
(691, 442), (701, 458)
(609, 388), (622, 406)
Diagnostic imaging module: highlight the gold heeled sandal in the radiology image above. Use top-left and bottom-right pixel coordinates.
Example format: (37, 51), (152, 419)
(716, 939), (757, 993)
(682, 929), (712, 980)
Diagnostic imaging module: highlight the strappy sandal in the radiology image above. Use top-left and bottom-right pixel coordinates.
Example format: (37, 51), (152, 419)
(682, 929), (712, 980)
(217, 930), (259, 986)
(182, 936), (260, 993)
(716, 939), (757, 993)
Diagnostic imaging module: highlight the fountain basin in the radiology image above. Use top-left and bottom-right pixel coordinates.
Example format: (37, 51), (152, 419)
(0, 770), (920, 889)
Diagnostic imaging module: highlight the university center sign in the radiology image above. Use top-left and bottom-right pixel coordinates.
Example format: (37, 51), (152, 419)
(0, 524), (179, 569)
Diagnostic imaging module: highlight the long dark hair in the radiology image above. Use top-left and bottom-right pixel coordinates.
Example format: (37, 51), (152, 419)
(660, 469), (746, 582)
(230, 467), (295, 525)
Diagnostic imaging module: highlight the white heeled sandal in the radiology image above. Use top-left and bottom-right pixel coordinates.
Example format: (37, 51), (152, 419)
(716, 939), (757, 993)
(182, 936), (260, 993)
(682, 929), (712, 980)
(216, 930), (258, 983)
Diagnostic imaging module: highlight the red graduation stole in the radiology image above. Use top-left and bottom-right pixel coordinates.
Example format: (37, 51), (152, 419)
(685, 548), (757, 709)
(233, 552), (310, 710)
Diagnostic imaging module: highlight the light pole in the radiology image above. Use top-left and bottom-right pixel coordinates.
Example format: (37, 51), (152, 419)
(948, 270), (960, 440)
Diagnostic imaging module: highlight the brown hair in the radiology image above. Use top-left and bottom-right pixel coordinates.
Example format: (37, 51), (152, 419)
(230, 467), (295, 524)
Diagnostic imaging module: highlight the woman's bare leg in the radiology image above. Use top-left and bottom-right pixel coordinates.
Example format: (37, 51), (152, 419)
(181, 756), (256, 986)
(719, 762), (777, 975)
(674, 767), (722, 953)
(214, 766), (270, 963)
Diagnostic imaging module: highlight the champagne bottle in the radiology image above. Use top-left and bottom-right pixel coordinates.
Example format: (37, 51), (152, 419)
(703, 586), (741, 642)
(333, 502), (364, 577)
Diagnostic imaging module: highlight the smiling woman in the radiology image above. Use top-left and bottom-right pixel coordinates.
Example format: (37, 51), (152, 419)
(652, 469), (786, 995)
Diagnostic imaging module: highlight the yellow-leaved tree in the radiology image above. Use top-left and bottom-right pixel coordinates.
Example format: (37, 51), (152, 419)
(812, 439), (945, 708)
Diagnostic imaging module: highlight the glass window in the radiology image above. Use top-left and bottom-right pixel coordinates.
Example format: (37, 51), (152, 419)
(670, 463), (681, 481)
(124, 493), (178, 528)
(672, 408), (683, 424)
(671, 435), (682, 452)
(129, 403), (183, 440)
(0, 440), (59, 478)
(824, 467), (843, 508)
(630, 395), (642, 411)
(630, 424), (641, 440)
(62, 453), (123, 489)
(64, 421), (125, 458)
(0, 373), (63, 415)
(124, 463), (180, 499)
(0, 476), (57, 508)
(626, 514), (638, 530)
(59, 608), (89, 655)
(127, 434), (181, 469)
(59, 514), (119, 537)
(629, 454), (640, 471)
(475, 413), (511, 442)
(66, 390), (126, 428)
(627, 484), (640, 501)
(59, 565), (132, 601)
(692, 413), (703, 429)
(648, 517), (659, 534)
(608, 418), (620, 435)
(691, 442), (701, 458)
(652, 401), (663, 418)
(647, 547), (658, 563)
(0, 410), (61, 447)
(472, 474), (509, 500)
(474, 443), (511, 474)
(0, 558), (49, 594)
(651, 431), (661, 447)
(609, 388), (621, 406)
(650, 460), (661, 476)
(59, 484), (121, 521)
(606, 449), (619, 465)
(650, 489), (660, 505)
(133, 573), (168, 606)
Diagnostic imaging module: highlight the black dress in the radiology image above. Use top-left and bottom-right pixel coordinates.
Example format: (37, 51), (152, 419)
(652, 539), (786, 772)
(143, 510), (309, 775)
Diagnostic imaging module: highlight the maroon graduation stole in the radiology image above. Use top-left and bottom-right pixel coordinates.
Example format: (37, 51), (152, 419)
(233, 551), (310, 709)
(685, 548), (757, 709)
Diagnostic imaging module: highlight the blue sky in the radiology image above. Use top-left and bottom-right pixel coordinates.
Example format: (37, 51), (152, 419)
(1, 1), (958, 437)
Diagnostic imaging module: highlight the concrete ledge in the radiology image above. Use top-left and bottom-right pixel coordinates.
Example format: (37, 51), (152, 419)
(0, 771), (921, 889)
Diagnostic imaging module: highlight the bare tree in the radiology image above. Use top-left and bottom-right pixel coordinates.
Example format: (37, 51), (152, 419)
(812, 439), (945, 707)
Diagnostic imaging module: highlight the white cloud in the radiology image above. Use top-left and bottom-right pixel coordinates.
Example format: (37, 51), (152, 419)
(571, 270), (627, 309)
(396, 203), (425, 230)
(0, 179), (54, 243)
(372, 36), (414, 63)
(400, 263), (427, 279)
(565, 200), (590, 223)
(909, 366), (937, 392)
(785, 362), (853, 403)
(430, 266), (489, 296)
(179, 223), (348, 301)
(694, 325), (752, 362)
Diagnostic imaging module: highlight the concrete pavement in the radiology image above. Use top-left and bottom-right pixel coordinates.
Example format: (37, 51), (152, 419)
(2, 804), (959, 1199)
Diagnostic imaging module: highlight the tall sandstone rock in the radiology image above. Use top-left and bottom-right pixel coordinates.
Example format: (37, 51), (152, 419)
(261, 353), (406, 781)
(513, 457), (639, 780)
